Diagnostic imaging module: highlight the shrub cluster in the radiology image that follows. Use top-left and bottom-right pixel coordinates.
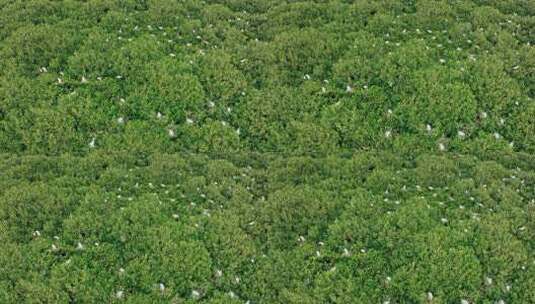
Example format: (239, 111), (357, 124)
(1, 151), (534, 303)
(0, 0), (533, 155)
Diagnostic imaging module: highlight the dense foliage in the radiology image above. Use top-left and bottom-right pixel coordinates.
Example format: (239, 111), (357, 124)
(0, 0), (534, 303)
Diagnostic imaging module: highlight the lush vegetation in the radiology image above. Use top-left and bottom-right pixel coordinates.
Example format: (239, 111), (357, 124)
(0, 0), (534, 303)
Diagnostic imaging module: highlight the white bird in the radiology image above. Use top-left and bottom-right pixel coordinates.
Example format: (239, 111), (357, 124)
(81, 76), (88, 83)
(385, 130), (392, 138)
(427, 292), (433, 301)
(426, 124), (432, 132)
(159, 283), (165, 292)
(438, 143), (446, 151)
(57, 78), (64, 84)
(191, 290), (201, 299)
(115, 290), (124, 299)
(346, 85), (353, 93)
(76, 242), (84, 250)
(89, 138), (96, 148)
(186, 118), (194, 124)
(117, 117), (124, 124)
(458, 130), (466, 138)
(168, 129), (176, 138)
(461, 299), (470, 304)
